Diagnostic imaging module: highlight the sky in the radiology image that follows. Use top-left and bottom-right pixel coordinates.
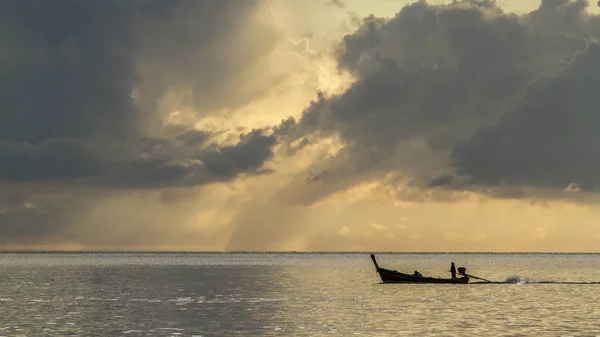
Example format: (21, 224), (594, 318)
(2, 0), (600, 251)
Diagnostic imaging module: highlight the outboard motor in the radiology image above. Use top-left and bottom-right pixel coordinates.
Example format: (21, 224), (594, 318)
(457, 267), (492, 282)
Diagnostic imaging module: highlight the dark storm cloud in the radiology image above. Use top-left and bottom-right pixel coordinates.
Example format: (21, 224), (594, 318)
(0, 139), (106, 181)
(0, 0), (278, 187)
(451, 40), (600, 191)
(0, 0), (283, 246)
(199, 130), (277, 179)
(0, 130), (276, 187)
(277, 0), (600, 202)
(0, 0), (274, 142)
(0, 0), (139, 143)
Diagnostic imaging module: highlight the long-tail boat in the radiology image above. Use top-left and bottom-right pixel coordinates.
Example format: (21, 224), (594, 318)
(370, 254), (470, 284)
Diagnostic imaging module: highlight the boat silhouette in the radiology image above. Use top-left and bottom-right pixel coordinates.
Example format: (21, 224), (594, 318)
(370, 254), (470, 284)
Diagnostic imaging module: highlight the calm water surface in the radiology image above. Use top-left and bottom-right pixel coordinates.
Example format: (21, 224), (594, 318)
(1, 252), (599, 336)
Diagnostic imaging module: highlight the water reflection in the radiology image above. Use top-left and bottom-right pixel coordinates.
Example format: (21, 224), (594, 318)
(1, 253), (600, 336)
(0, 263), (292, 336)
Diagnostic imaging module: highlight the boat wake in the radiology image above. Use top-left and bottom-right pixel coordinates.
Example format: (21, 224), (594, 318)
(470, 275), (600, 285)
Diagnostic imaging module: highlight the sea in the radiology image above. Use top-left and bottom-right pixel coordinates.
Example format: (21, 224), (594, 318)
(0, 252), (599, 337)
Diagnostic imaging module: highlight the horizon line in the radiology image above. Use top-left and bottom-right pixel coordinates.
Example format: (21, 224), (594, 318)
(1, 250), (600, 254)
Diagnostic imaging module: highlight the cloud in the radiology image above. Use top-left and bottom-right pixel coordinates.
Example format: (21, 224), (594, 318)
(276, 0), (600, 203)
(0, 0), (281, 187)
(451, 40), (600, 191)
(5, 0), (600, 250)
(328, 0), (345, 9)
(369, 222), (387, 230)
(0, 187), (228, 249)
(0, 0), (284, 142)
(0, 0), (139, 143)
(0, 190), (89, 246)
(131, 0), (284, 124)
(338, 225), (351, 235)
(0, 0), (288, 247)
(0, 129), (276, 187)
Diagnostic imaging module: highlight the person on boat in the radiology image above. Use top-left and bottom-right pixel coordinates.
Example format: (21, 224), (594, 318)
(413, 271), (423, 277)
(450, 262), (456, 279)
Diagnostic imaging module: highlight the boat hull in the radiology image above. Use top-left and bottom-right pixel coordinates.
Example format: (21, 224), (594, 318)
(370, 254), (469, 284)
(376, 267), (469, 284)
